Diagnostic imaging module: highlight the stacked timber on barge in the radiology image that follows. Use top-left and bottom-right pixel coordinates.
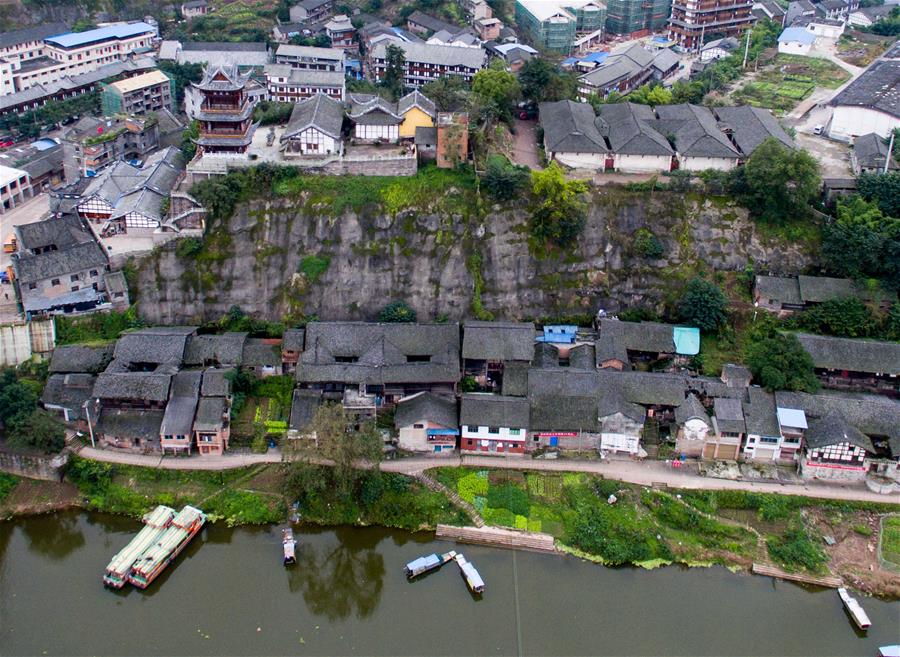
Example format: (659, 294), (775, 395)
(128, 506), (206, 589)
(103, 505), (176, 588)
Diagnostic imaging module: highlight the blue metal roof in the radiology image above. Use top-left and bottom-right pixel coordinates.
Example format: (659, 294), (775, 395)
(45, 22), (155, 49)
(778, 27), (816, 45)
(426, 428), (459, 436)
(31, 138), (58, 151)
(672, 326), (700, 356)
(582, 51), (608, 63)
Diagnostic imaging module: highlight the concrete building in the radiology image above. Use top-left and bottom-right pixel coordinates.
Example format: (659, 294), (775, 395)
(274, 44), (344, 71)
(514, 0), (607, 53)
(394, 391), (459, 454)
(668, 0), (754, 52)
(181, 0), (211, 18)
(163, 40), (270, 71)
(61, 114), (160, 182)
(265, 63), (345, 102)
(828, 53), (900, 140)
(605, 0), (671, 35)
(290, 0), (335, 24)
(368, 41), (486, 88)
(700, 36), (739, 62)
(0, 164), (32, 213)
(100, 69), (174, 115)
(460, 393), (529, 454)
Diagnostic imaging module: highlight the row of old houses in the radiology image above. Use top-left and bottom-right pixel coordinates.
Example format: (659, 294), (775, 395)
(540, 99), (794, 172)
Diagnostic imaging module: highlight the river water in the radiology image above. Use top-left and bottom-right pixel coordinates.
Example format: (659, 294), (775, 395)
(1, 512), (897, 656)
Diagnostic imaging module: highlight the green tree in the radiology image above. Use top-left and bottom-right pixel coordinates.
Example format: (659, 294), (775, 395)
(730, 138), (820, 223)
(157, 60), (203, 107)
(482, 154), (529, 201)
(745, 333), (819, 392)
(382, 44), (406, 100)
(676, 278), (728, 332)
(7, 409), (65, 453)
(632, 228), (664, 259)
(0, 368), (36, 428)
(308, 403), (383, 499)
(628, 83), (673, 105)
(378, 300), (417, 323)
(518, 58), (576, 103)
(180, 120), (200, 161)
(821, 196), (900, 289)
(421, 75), (470, 111)
(472, 62), (520, 120)
(798, 297), (877, 338)
(857, 171), (900, 217)
(529, 162), (589, 248)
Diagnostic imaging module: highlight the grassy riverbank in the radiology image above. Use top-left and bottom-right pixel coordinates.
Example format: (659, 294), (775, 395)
(431, 467), (900, 598)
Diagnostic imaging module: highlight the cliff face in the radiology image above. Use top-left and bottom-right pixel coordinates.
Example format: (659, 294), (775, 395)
(134, 187), (814, 325)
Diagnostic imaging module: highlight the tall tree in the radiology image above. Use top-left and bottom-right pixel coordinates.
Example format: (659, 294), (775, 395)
(677, 278), (728, 332)
(472, 63), (520, 121)
(529, 162), (589, 248)
(821, 196), (900, 289)
(518, 58), (576, 103)
(382, 44), (406, 100)
(745, 333), (819, 392)
(309, 403), (383, 499)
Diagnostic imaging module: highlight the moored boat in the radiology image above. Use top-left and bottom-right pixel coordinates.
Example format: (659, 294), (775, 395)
(877, 646), (900, 657)
(454, 553), (485, 594)
(405, 550), (456, 578)
(837, 587), (871, 630)
(283, 528), (296, 566)
(127, 506), (206, 590)
(103, 505), (176, 588)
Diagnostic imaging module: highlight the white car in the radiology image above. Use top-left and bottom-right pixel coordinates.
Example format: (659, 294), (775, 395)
(813, 124), (824, 135)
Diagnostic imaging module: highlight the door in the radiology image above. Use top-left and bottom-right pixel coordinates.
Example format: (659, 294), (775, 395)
(702, 443), (717, 459)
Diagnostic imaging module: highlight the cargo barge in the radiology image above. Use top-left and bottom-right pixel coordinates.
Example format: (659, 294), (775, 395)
(405, 550), (457, 578)
(127, 506), (206, 590)
(103, 505), (176, 589)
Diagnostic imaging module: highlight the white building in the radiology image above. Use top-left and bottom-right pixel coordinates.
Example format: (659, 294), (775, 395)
(700, 36), (739, 62)
(265, 63), (345, 102)
(803, 17), (845, 39)
(828, 57), (900, 140)
(0, 164), (33, 213)
(280, 93), (344, 156)
(394, 392), (459, 454)
(777, 26), (816, 55)
(459, 394), (529, 455)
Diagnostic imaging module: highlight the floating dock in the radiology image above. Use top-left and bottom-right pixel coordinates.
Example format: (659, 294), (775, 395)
(283, 528), (296, 566)
(838, 587), (872, 630)
(436, 524), (556, 553)
(751, 563), (842, 588)
(103, 505), (176, 589)
(127, 506), (206, 590)
(405, 550), (457, 578)
(454, 553), (485, 594)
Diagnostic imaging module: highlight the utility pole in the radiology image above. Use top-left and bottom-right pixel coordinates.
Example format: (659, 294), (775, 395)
(885, 131), (895, 175)
(742, 25), (751, 69)
(83, 398), (97, 448)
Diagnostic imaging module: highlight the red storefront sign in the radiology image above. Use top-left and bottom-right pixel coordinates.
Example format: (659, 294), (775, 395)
(535, 432), (578, 437)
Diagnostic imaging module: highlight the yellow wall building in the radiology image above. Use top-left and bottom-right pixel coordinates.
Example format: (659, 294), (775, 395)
(398, 90), (437, 139)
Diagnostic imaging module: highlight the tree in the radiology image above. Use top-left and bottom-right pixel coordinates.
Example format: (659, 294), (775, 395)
(821, 196), (900, 289)
(421, 75), (470, 111)
(7, 409), (65, 453)
(482, 154), (529, 201)
(798, 297), (877, 338)
(628, 83), (673, 106)
(519, 58), (576, 103)
(0, 368), (36, 429)
(745, 333), (819, 392)
(382, 44), (406, 100)
(308, 403), (383, 499)
(158, 60), (203, 107)
(472, 63), (520, 121)
(676, 278), (728, 332)
(180, 120), (199, 161)
(730, 138), (820, 224)
(378, 300), (417, 323)
(529, 162), (589, 248)
(857, 171), (900, 217)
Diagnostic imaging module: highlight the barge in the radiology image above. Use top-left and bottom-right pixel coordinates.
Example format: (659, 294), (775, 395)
(283, 528), (296, 566)
(454, 553), (485, 594)
(837, 587), (871, 630)
(103, 505), (176, 588)
(127, 506), (206, 589)
(405, 550), (457, 578)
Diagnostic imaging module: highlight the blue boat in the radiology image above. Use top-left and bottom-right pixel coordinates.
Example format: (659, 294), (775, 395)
(405, 550), (456, 578)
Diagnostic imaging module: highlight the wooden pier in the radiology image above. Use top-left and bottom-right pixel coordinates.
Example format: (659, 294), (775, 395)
(436, 525), (557, 553)
(751, 563), (843, 588)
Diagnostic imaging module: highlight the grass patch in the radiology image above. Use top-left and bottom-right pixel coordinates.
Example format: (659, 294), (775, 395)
(766, 523), (827, 573)
(205, 489), (284, 526)
(882, 516), (900, 568)
(0, 472), (18, 504)
(732, 54), (849, 112)
(298, 254), (331, 281)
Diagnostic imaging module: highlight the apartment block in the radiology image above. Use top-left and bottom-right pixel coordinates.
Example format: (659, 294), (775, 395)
(667, 0), (754, 50)
(101, 69), (174, 115)
(605, 0), (672, 35)
(369, 41), (486, 88)
(515, 0), (607, 53)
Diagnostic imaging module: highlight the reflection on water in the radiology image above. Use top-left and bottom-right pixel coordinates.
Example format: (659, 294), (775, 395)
(288, 526), (386, 620)
(20, 513), (85, 560)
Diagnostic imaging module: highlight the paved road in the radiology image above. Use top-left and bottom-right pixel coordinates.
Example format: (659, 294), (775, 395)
(73, 443), (898, 505)
(510, 118), (542, 170)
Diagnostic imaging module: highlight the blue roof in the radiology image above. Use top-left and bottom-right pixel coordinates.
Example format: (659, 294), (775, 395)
(537, 325), (578, 343)
(582, 51), (608, 63)
(562, 57), (578, 66)
(31, 138), (58, 151)
(778, 27), (816, 45)
(672, 326), (700, 356)
(45, 22), (155, 49)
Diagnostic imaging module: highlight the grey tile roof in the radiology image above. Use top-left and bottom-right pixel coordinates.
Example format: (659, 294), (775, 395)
(702, 37), (739, 52)
(395, 391), (458, 429)
(96, 408), (164, 443)
(829, 59), (900, 119)
(569, 343), (596, 370)
(113, 327), (195, 365)
(183, 332), (248, 367)
(532, 342), (561, 368)
(596, 102), (672, 156)
(289, 388), (323, 432)
(714, 397), (746, 434)
(398, 90), (436, 118)
(596, 319), (675, 364)
(265, 63), (345, 87)
(242, 339), (282, 367)
(193, 396), (226, 433)
(805, 410), (875, 452)
(714, 105), (794, 156)
(160, 370), (201, 436)
(797, 275), (891, 304)
(774, 389), (900, 445)
(348, 93), (402, 124)
(415, 126), (437, 145)
(93, 372), (172, 402)
(177, 42), (270, 67)
(755, 275), (802, 305)
(15, 212), (94, 254)
(14, 240), (107, 285)
(539, 99), (608, 154)
(49, 344), (115, 374)
(283, 328), (306, 352)
(854, 132), (897, 170)
(462, 320), (535, 362)
(652, 48), (679, 73)
(501, 361), (529, 397)
(675, 392), (707, 424)
(41, 373), (95, 420)
(743, 386), (780, 436)
(460, 393), (529, 428)
(721, 363), (752, 388)
(527, 368), (601, 432)
(282, 93), (345, 140)
(795, 332), (900, 376)
(193, 63), (254, 92)
(275, 44), (345, 61)
(201, 367), (233, 397)
(579, 44), (654, 89)
(0, 22), (69, 49)
(407, 10), (467, 34)
(298, 321), (460, 385)
(184, 42), (268, 53)
(371, 40), (486, 69)
(653, 104), (740, 159)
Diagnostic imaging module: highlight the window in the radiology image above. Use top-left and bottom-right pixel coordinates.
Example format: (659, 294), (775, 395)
(90, 269), (98, 277)
(28, 282), (36, 290)
(406, 355), (431, 363)
(488, 427), (500, 434)
(51, 278), (59, 286)
(413, 423), (424, 429)
(509, 429), (521, 436)
(334, 356), (358, 363)
(70, 274), (79, 282)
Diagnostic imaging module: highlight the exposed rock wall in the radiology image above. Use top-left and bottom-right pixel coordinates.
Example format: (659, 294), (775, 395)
(134, 187), (814, 325)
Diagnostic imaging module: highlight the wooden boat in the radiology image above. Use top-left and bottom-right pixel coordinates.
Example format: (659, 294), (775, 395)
(404, 550), (456, 578)
(127, 506), (206, 590)
(877, 646), (900, 657)
(103, 505), (175, 589)
(454, 553), (485, 594)
(283, 528), (296, 565)
(837, 587), (871, 630)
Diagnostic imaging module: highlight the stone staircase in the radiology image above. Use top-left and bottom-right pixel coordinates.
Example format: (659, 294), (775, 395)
(413, 472), (485, 527)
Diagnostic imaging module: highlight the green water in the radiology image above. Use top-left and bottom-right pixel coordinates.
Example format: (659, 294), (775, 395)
(1, 512), (898, 656)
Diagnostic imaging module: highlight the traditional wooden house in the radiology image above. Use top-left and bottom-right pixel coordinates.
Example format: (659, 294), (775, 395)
(282, 328), (305, 374)
(462, 320), (534, 393)
(741, 387), (792, 462)
(182, 332), (247, 368)
(795, 333), (900, 393)
(460, 393), (529, 454)
(397, 90), (436, 140)
(394, 391), (459, 454)
(287, 388), (323, 444)
(160, 371), (202, 455)
(348, 94), (403, 143)
(41, 373), (96, 425)
(242, 338), (282, 377)
(528, 369), (602, 451)
(281, 93), (344, 157)
(595, 319), (699, 371)
(193, 396), (230, 455)
(799, 411), (874, 482)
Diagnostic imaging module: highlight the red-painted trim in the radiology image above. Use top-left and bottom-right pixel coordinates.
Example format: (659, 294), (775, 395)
(807, 462), (866, 471)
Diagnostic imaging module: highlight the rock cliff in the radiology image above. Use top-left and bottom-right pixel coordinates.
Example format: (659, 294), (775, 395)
(134, 185), (814, 325)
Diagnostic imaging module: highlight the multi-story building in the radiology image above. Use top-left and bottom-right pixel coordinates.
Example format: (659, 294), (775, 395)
(668, 0), (754, 51)
(369, 41), (486, 88)
(515, 0), (607, 53)
(191, 65), (257, 155)
(100, 69), (174, 115)
(605, 0), (672, 35)
(265, 64), (345, 102)
(290, 0), (335, 24)
(274, 44), (345, 71)
(61, 114), (160, 182)
(323, 15), (357, 49)
(0, 23), (69, 96)
(6, 22), (157, 95)
(0, 164), (33, 213)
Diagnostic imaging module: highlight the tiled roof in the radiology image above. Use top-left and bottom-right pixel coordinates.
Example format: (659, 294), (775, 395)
(201, 367), (233, 397)
(805, 410), (875, 452)
(854, 132), (897, 170)
(462, 321), (535, 362)
(242, 339), (282, 367)
(714, 105), (794, 156)
(49, 344), (115, 374)
(675, 393), (708, 424)
(41, 373), (95, 420)
(539, 99), (608, 154)
(795, 333), (900, 376)
(193, 396), (226, 432)
(14, 240), (107, 285)
(755, 275), (802, 305)
(371, 40), (486, 69)
(93, 372), (172, 402)
(713, 397), (745, 434)
(183, 332), (248, 367)
(0, 22), (69, 49)
(460, 393), (529, 428)
(829, 59), (900, 119)
(743, 386), (780, 436)
(113, 326), (196, 365)
(289, 388), (322, 432)
(596, 102), (673, 156)
(283, 328), (306, 352)
(282, 93), (344, 140)
(653, 104), (740, 159)
(395, 391), (458, 429)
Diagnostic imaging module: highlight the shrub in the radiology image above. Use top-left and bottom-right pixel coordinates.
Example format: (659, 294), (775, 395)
(486, 484), (530, 516)
(378, 300), (417, 323)
(632, 228), (665, 259)
(482, 154), (529, 201)
(298, 254), (331, 281)
(569, 504), (669, 565)
(0, 472), (17, 503)
(250, 435), (269, 454)
(677, 278), (728, 332)
(766, 524), (827, 572)
(852, 524), (873, 537)
(175, 237), (204, 258)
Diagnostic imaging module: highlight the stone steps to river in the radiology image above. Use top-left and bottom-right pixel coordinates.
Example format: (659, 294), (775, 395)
(413, 472), (485, 527)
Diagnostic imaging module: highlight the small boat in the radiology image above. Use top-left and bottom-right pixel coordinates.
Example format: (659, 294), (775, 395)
(838, 587), (871, 630)
(877, 646), (900, 657)
(404, 550), (456, 578)
(283, 528), (296, 566)
(454, 553), (485, 595)
(103, 505), (175, 588)
(127, 506), (206, 590)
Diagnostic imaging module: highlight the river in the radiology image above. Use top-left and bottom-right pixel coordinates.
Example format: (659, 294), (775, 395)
(1, 512), (897, 656)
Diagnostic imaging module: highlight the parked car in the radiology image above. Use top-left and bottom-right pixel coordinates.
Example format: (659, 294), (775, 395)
(813, 124), (824, 135)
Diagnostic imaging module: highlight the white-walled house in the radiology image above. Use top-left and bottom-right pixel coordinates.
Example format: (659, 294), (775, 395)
(538, 99), (610, 169)
(777, 27), (816, 55)
(348, 93), (402, 143)
(394, 391), (459, 454)
(828, 58), (900, 140)
(280, 93), (344, 156)
(802, 17), (845, 39)
(655, 104), (740, 171)
(674, 393), (710, 457)
(741, 389), (801, 463)
(596, 103), (673, 173)
(460, 394), (529, 455)
(700, 37), (739, 62)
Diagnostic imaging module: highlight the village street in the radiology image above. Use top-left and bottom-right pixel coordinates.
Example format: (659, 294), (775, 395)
(72, 441), (900, 506)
